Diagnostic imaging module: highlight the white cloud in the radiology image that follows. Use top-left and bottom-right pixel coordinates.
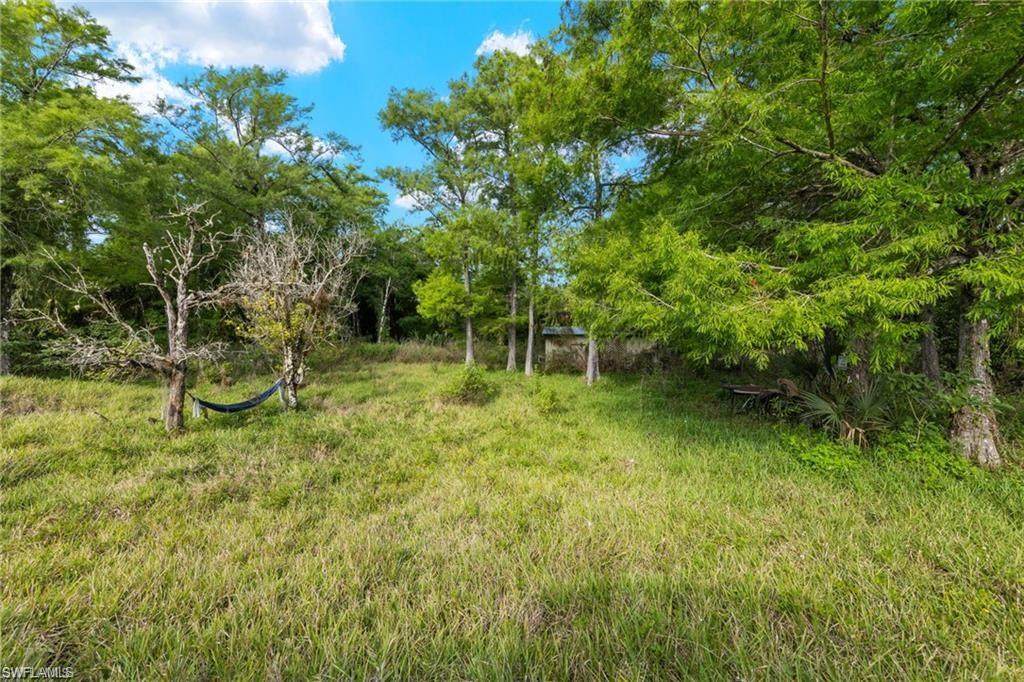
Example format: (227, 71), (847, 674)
(84, 1), (346, 110)
(87, 1), (345, 73)
(92, 44), (195, 113)
(261, 133), (339, 160)
(393, 193), (424, 211)
(476, 29), (533, 57)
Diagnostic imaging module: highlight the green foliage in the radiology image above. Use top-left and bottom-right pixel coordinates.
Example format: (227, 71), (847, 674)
(437, 364), (498, 405)
(875, 424), (981, 489)
(1, 0), (144, 334)
(159, 66), (384, 234)
(788, 436), (862, 477)
(413, 270), (471, 325)
(799, 380), (892, 448)
(557, 0), (1024, 442)
(531, 384), (564, 415)
(572, 219), (825, 366)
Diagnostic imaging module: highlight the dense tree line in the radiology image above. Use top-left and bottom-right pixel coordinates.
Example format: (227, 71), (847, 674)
(556, 2), (1023, 467)
(2, 0), (1021, 466)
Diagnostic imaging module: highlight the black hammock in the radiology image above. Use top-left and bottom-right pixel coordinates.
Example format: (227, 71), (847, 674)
(190, 379), (282, 417)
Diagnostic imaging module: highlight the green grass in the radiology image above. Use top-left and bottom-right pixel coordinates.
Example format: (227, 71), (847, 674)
(1, 359), (1022, 679)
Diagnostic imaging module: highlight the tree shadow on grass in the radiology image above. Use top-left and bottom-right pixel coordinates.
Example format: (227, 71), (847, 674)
(365, 571), (966, 680)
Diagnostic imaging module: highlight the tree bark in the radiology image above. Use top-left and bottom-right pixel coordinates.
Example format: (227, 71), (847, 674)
(920, 306), (943, 388)
(165, 365), (187, 432)
(463, 264), (475, 365)
(377, 276), (392, 343)
(506, 275), (517, 371)
(0, 264), (12, 375)
(951, 314), (1001, 468)
(585, 337), (599, 386)
(848, 337), (871, 395)
(524, 291), (535, 377)
(281, 346), (301, 409)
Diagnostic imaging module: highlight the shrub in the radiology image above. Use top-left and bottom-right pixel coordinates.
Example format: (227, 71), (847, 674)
(437, 364), (498, 404)
(875, 423), (981, 486)
(800, 379), (891, 447)
(532, 385), (564, 415)
(788, 436), (862, 476)
(199, 360), (235, 387)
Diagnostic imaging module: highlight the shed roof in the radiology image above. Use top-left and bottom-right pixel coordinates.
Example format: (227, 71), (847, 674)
(542, 326), (587, 337)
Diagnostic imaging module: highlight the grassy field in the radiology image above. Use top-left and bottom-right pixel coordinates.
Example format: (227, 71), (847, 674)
(2, 356), (1023, 679)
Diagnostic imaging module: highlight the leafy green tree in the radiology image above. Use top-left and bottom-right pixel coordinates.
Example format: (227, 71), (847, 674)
(454, 52), (534, 370)
(157, 67), (383, 237)
(380, 87), (489, 364)
(512, 45), (579, 375)
(561, 0), (1023, 465)
(411, 205), (508, 359)
(531, 31), (642, 384)
(0, 0), (141, 374)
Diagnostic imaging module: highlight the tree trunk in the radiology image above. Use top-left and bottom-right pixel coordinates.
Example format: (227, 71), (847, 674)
(281, 346), (301, 409)
(920, 306), (944, 388)
(951, 315), (1001, 468)
(524, 291), (535, 377)
(377, 277), (392, 343)
(506, 275), (517, 371)
(463, 264), (475, 366)
(0, 264), (12, 375)
(165, 364), (187, 432)
(464, 316), (475, 366)
(957, 288), (971, 369)
(848, 337), (871, 395)
(585, 337), (599, 386)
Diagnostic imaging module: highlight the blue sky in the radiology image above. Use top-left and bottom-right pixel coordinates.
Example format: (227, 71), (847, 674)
(79, 1), (565, 223)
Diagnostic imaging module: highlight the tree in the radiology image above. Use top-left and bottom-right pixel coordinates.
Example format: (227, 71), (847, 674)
(37, 204), (230, 431)
(454, 52), (535, 371)
(503, 44), (580, 377)
(525, 30), (644, 384)
(559, 1), (1023, 464)
(411, 205), (508, 362)
(380, 87), (489, 364)
(228, 222), (366, 409)
(0, 0), (140, 374)
(156, 66), (384, 239)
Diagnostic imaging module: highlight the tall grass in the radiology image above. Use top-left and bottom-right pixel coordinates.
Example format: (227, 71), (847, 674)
(1, 362), (1022, 678)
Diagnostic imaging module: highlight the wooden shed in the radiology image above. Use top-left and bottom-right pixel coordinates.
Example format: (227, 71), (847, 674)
(542, 326), (667, 372)
(542, 326), (588, 371)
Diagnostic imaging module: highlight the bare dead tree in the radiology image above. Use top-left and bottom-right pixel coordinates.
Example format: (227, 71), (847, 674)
(228, 219), (366, 409)
(34, 204), (231, 432)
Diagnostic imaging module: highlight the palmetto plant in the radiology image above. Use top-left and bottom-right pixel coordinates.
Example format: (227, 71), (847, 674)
(800, 380), (892, 448)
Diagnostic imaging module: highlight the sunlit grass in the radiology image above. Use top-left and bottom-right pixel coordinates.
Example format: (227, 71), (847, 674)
(1, 360), (1022, 678)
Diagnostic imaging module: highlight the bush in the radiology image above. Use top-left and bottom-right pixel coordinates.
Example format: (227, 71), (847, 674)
(532, 385), (564, 415)
(437, 364), (498, 404)
(788, 436), (863, 476)
(874, 423), (981, 487)
(799, 379), (891, 447)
